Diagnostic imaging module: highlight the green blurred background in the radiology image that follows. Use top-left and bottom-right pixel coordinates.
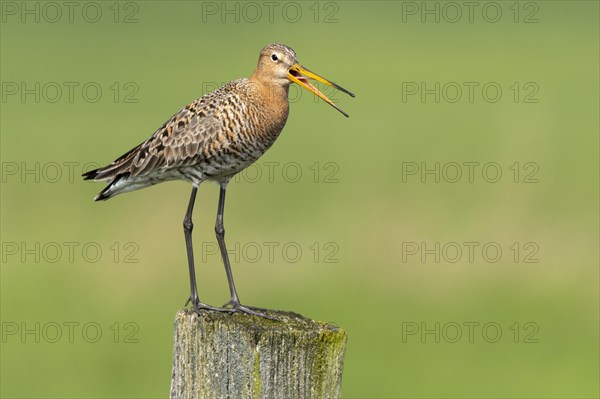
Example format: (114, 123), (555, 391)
(1, 1), (598, 398)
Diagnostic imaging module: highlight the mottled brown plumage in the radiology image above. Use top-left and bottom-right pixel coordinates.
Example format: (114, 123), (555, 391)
(85, 44), (330, 199)
(84, 43), (354, 317)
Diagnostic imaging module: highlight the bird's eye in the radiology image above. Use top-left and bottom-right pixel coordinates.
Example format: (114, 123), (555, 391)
(271, 54), (278, 62)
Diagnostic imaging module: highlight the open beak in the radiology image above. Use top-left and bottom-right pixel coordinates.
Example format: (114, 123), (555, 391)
(288, 63), (355, 118)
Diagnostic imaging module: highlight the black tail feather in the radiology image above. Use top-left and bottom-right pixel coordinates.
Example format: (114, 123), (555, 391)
(95, 184), (113, 201)
(82, 168), (99, 180)
(84, 141), (144, 200)
(91, 173), (130, 201)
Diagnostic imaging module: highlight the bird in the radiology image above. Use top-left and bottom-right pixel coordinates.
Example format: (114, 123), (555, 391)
(83, 43), (354, 318)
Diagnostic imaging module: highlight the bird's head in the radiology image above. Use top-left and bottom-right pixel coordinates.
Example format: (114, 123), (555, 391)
(253, 43), (355, 117)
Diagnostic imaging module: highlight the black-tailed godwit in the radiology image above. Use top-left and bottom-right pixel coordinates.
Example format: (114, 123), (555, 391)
(83, 43), (354, 318)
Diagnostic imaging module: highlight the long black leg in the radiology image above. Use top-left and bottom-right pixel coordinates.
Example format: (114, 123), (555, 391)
(183, 185), (230, 313)
(216, 182), (274, 319)
(184, 186), (199, 305)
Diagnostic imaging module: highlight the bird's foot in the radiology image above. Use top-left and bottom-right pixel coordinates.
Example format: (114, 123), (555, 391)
(186, 297), (234, 314)
(222, 299), (277, 320)
(223, 299), (269, 312)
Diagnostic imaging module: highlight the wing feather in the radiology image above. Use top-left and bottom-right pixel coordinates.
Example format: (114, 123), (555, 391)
(87, 86), (241, 182)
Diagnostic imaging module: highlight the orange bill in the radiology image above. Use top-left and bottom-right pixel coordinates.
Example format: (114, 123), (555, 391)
(288, 63), (355, 118)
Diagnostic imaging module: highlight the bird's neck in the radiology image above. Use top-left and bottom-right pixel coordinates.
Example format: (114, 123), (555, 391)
(248, 76), (290, 114)
(250, 74), (288, 94)
(246, 76), (290, 141)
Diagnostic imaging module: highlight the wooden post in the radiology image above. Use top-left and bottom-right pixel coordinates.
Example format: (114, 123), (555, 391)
(170, 308), (347, 399)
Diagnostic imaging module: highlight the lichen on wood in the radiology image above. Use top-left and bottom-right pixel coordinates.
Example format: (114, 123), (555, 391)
(170, 308), (347, 399)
